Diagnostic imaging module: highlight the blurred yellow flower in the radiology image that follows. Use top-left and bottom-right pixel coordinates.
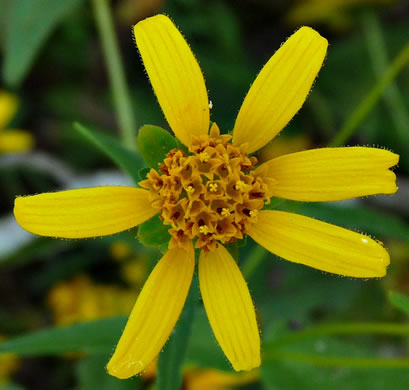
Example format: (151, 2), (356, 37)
(47, 275), (135, 326)
(110, 241), (150, 286)
(288, 0), (395, 30)
(0, 336), (19, 386)
(110, 240), (133, 261)
(184, 367), (258, 390)
(0, 90), (33, 153)
(14, 14), (398, 378)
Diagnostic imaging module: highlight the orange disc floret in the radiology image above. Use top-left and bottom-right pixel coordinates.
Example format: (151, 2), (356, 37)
(139, 124), (272, 251)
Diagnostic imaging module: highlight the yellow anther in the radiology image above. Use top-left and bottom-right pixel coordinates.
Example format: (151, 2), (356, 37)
(249, 210), (258, 219)
(199, 152), (210, 163)
(235, 180), (246, 191)
(199, 225), (209, 235)
(186, 186), (194, 195)
(221, 208), (230, 217)
(209, 183), (218, 192)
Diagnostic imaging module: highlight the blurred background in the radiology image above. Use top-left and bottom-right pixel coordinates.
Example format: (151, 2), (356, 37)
(0, 0), (409, 389)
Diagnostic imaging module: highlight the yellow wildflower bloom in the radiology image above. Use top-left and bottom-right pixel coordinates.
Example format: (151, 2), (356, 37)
(184, 367), (258, 390)
(0, 336), (19, 386)
(47, 275), (135, 326)
(14, 15), (398, 378)
(0, 90), (33, 153)
(288, 0), (395, 29)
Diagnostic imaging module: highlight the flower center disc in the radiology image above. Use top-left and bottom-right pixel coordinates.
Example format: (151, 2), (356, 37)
(140, 124), (271, 251)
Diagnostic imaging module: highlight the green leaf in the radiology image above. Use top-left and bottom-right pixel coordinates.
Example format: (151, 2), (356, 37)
(138, 215), (171, 249)
(262, 329), (409, 389)
(0, 317), (126, 356)
(77, 355), (140, 390)
(74, 122), (144, 185)
(388, 291), (409, 315)
(262, 360), (409, 390)
(157, 276), (199, 390)
(287, 202), (409, 243)
(3, 0), (83, 86)
(138, 167), (151, 181)
(137, 125), (177, 168)
(0, 237), (69, 267)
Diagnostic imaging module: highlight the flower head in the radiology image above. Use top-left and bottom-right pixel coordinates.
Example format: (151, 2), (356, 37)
(14, 14), (398, 379)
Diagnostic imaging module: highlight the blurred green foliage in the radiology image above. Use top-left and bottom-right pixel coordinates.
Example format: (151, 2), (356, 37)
(0, 0), (409, 389)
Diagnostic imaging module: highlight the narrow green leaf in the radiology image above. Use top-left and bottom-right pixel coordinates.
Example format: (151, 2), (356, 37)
(388, 291), (409, 315)
(74, 122), (144, 185)
(290, 203), (409, 244)
(138, 215), (171, 249)
(157, 276), (199, 390)
(262, 326), (409, 389)
(137, 125), (177, 168)
(0, 317), (126, 356)
(138, 167), (151, 181)
(77, 354), (140, 390)
(3, 0), (83, 86)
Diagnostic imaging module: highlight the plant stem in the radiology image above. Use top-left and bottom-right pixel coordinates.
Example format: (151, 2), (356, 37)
(91, 0), (136, 150)
(362, 11), (409, 157)
(242, 245), (268, 279)
(329, 37), (409, 147)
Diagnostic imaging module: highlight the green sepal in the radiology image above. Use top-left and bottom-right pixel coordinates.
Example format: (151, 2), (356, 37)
(138, 167), (151, 181)
(388, 291), (409, 315)
(137, 125), (177, 168)
(138, 214), (171, 249)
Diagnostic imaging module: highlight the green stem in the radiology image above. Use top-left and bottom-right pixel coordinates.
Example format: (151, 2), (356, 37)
(362, 11), (409, 155)
(268, 322), (409, 348)
(329, 36), (409, 147)
(242, 245), (268, 279)
(307, 90), (336, 139)
(91, 0), (136, 150)
(264, 350), (409, 369)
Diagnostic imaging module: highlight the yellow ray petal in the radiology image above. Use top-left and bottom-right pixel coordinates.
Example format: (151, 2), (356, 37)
(107, 244), (195, 379)
(199, 245), (260, 371)
(14, 186), (157, 238)
(233, 27), (327, 153)
(257, 147), (399, 201)
(0, 91), (19, 129)
(134, 15), (209, 147)
(248, 210), (390, 278)
(0, 130), (34, 153)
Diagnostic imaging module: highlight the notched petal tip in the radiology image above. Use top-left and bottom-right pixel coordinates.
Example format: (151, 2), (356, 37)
(199, 246), (261, 372)
(107, 245), (195, 379)
(232, 355), (261, 372)
(249, 210), (392, 278)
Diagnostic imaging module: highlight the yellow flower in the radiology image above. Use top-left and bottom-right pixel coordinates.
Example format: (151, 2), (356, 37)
(0, 336), (19, 386)
(287, 0), (395, 30)
(14, 14), (398, 378)
(184, 367), (258, 390)
(0, 90), (33, 153)
(47, 275), (136, 326)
